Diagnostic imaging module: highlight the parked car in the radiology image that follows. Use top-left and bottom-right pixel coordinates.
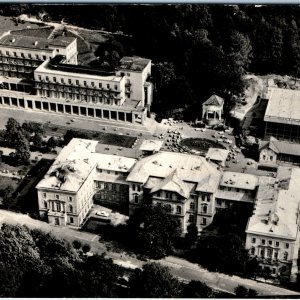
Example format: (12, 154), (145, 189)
(96, 211), (110, 218)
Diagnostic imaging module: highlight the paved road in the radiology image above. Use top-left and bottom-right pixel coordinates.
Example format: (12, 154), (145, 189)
(0, 209), (298, 297)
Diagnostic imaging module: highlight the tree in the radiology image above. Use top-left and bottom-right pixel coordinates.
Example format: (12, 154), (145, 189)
(82, 243), (91, 253)
(234, 285), (249, 297)
(47, 136), (58, 150)
(72, 240), (82, 250)
(14, 132), (30, 164)
(194, 233), (249, 275)
(182, 280), (214, 298)
(31, 133), (43, 148)
(1, 185), (15, 209)
(185, 223), (199, 248)
(4, 118), (22, 148)
(129, 262), (182, 298)
(128, 204), (181, 259)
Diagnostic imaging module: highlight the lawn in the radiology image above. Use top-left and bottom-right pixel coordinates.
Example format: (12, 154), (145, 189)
(0, 175), (19, 191)
(0, 15), (42, 36)
(11, 26), (54, 38)
(181, 138), (226, 153)
(42, 122), (136, 148)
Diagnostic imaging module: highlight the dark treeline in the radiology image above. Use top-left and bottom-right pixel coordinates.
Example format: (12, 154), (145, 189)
(2, 4), (300, 116)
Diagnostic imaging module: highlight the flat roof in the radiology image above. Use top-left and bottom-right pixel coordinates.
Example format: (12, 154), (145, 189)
(220, 171), (258, 190)
(246, 167), (300, 240)
(264, 88), (300, 125)
(139, 139), (163, 152)
(206, 148), (229, 162)
(0, 34), (75, 51)
(119, 56), (150, 72)
(35, 59), (123, 83)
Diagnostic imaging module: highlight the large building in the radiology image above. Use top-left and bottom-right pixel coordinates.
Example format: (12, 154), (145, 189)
(264, 88), (300, 141)
(245, 167), (300, 282)
(0, 31), (153, 125)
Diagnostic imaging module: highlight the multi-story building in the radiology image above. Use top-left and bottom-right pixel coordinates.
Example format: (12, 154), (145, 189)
(215, 171), (258, 211)
(0, 32), (77, 81)
(245, 167), (300, 282)
(126, 151), (221, 232)
(0, 32), (152, 125)
(36, 138), (137, 227)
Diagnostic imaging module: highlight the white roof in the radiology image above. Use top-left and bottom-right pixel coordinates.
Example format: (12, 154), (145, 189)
(246, 168), (300, 240)
(139, 139), (163, 152)
(36, 138), (136, 193)
(220, 171), (258, 190)
(127, 151), (220, 193)
(264, 88), (300, 125)
(206, 148), (229, 162)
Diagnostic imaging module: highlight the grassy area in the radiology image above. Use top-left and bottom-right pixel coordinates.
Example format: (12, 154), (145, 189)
(43, 122), (136, 148)
(0, 175), (19, 191)
(11, 26), (54, 38)
(181, 138), (226, 152)
(0, 161), (30, 175)
(0, 15), (42, 36)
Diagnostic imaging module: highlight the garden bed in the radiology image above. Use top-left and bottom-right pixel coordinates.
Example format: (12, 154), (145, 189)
(181, 138), (226, 153)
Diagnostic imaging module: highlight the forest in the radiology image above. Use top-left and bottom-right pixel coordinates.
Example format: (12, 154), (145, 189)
(0, 4), (299, 117)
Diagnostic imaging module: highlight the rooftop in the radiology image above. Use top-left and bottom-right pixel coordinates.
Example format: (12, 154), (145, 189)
(0, 34), (75, 51)
(246, 167), (300, 240)
(139, 139), (163, 152)
(126, 151), (220, 193)
(119, 56), (151, 72)
(206, 148), (229, 162)
(36, 138), (136, 193)
(203, 94), (224, 107)
(220, 171), (258, 190)
(259, 136), (300, 157)
(264, 88), (300, 125)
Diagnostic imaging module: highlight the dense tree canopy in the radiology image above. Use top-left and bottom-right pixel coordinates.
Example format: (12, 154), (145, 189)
(128, 204), (181, 259)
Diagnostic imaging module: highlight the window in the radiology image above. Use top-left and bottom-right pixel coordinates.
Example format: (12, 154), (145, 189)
(43, 55), (46, 60)
(13, 51), (17, 57)
(202, 217), (207, 225)
(53, 77), (56, 82)
(285, 243), (289, 249)
(270, 156), (273, 161)
(55, 194), (59, 200)
(250, 247), (255, 255)
(91, 81), (94, 87)
(42, 192), (46, 198)
(107, 84), (110, 89)
(263, 155), (266, 160)
(202, 195), (205, 201)
(251, 237), (256, 244)
(190, 202), (195, 211)
(132, 184), (136, 191)
(176, 206), (181, 214)
(104, 183), (108, 189)
(228, 187), (231, 191)
(36, 54), (39, 59)
(68, 79), (72, 84)
(56, 203), (60, 211)
(38, 75), (42, 81)
(207, 195), (211, 202)
(261, 239), (265, 245)
(84, 81), (87, 86)
(70, 217), (74, 224)
(216, 199), (222, 206)
(157, 191), (161, 197)
(284, 252), (288, 260)
(69, 205), (73, 213)
(274, 251), (278, 260)
(269, 240), (273, 246)
(114, 85), (117, 90)
(267, 248), (272, 258)
(54, 218), (59, 225)
(5, 51), (9, 56)
(21, 52), (24, 58)
(46, 76), (49, 81)
(68, 196), (73, 201)
(188, 214), (194, 223)
(202, 205), (207, 214)
(99, 83), (102, 88)
(76, 80), (79, 85)
(134, 194), (139, 204)
(43, 201), (47, 209)
(138, 185), (142, 192)
(61, 78), (64, 84)
(165, 204), (172, 213)
(261, 249), (265, 258)
(275, 241), (279, 247)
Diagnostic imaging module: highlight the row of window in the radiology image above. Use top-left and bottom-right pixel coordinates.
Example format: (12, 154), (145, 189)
(157, 203), (182, 214)
(0, 50), (48, 60)
(251, 237), (289, 249)
(262, 154), (274, 161)
(38, 75), (119, 90)
(250, 247), (288, 260)
(42, 193), (73, 202)
(132, 184), (142, 192)
(97, 169), (124, 176)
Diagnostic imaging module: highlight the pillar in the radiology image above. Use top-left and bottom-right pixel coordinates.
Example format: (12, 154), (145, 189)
(116, 111), (119, 121)
(108, 110), (111, 120)
(8, 97), (12, 106)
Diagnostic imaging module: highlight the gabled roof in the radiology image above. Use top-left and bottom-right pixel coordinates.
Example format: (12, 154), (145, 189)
(203, 94), (224, 107)
(259, 137), (300, 157)
(150, 169), (189, 198)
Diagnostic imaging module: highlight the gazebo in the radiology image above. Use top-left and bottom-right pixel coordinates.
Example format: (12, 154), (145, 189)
(202, 94), (224, 125)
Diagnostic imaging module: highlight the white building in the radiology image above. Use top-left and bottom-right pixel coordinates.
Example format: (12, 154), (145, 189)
(245, 167), (300, 281)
